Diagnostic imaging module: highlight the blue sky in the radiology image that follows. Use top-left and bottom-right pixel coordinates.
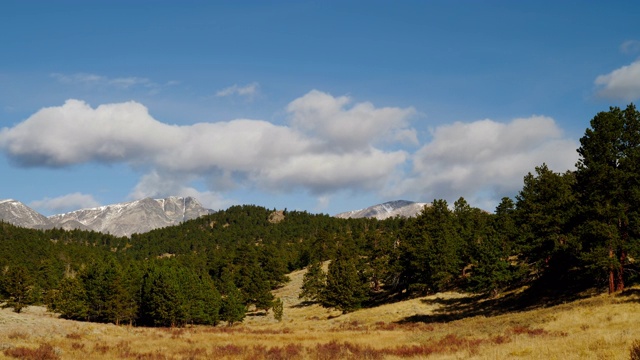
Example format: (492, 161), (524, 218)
(1, 1), (639, 216)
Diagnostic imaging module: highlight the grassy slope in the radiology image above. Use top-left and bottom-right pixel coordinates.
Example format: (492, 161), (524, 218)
(1, 268), (640, 359)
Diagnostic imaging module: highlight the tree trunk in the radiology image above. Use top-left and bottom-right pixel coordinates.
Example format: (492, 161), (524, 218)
(608, 248), (615, 294)
(617, 250), (626, 292)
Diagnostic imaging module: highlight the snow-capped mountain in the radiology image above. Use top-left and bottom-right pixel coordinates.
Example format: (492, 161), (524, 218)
(48, 196), (212, 237)
(0, 199), (52, 228)
(0, 196), (212, 237)
(335, 200), (429, 220)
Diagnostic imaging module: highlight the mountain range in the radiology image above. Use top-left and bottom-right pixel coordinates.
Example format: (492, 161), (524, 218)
(0, 197), (428, 237)
(334, 200), (428, 220)
(0, 196), (212, 237)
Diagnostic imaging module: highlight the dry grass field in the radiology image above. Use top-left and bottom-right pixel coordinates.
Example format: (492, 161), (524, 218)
(2, 267), (640, 359)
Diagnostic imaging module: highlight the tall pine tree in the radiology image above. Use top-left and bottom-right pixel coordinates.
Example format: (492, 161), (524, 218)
(575, 104), (640, 293)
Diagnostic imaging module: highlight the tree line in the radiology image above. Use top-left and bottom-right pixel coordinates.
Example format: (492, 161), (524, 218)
(1, 104), (639, 323)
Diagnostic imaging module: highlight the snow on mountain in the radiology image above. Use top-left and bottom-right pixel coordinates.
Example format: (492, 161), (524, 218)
(0, 196), (212, 237)
(0, 199), (52, 228)
(335, 200), (429, 220)
(48, 196), (212, 237)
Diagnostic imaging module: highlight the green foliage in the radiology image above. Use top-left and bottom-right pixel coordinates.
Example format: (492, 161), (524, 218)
(321, 250), (370, 313)
(48, 276), (88, 320)
(1, 265), (33, 313)
(220, 285), (246, 325)
(299, 261), (326, 302)
(398, 200), (463, 294)
(515, 164), (578, 281)
(575, 104), (640, 292)
(273, 297), (284, 322)
(138, 262), (221, 327)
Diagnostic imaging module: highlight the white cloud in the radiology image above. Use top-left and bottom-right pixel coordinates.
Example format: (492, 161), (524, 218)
(396, 116), (578, 210)
(621, 40), (640, 54)
(0, 91), (413, 200)
(215, 82), (260, 98)
(30, 192), (100, 214)
(0, 91), (580, 211)
(287, 90), (417, 151)
(0, 100), (172, 166)
(595, 60), (640, 100)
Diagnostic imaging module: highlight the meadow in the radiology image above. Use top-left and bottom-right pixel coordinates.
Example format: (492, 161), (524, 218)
(1, 267), (640, 360)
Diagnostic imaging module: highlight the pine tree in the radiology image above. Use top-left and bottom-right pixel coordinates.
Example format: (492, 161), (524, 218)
(299, 261), (326, 302)
(50, 277), (89, 320)
(148, 270), (186, 327)
(220, 285), (246, 325)
(575, 104), (640, 293)
(238, 261), (274, 312)
(321, 251), (369, 314)
(1, 266), (33, 313)
(219, 270), (246, 325)
(399, 200), (463, 293)
(515, 164), (578, 282)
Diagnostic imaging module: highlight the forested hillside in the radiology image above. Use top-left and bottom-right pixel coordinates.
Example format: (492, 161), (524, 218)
(1, 104), (639, 328)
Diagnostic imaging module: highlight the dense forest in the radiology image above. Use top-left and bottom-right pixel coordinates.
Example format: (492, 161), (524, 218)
(1, 104), (639, 326)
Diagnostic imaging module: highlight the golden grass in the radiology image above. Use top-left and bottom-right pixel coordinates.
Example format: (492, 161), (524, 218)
(1, 268), (640, 359)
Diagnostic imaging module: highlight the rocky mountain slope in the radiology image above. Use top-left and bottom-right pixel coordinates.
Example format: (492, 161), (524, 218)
(335, 200), (429, 220)
(0, 199), (52, 229)
(0, 196), (212, 237)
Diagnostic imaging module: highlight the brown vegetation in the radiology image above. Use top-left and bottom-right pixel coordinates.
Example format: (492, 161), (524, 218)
(1, 267), (640, 359)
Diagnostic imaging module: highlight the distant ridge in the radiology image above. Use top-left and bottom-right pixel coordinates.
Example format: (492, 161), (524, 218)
(335, 200), (429, 220)
(0, 196), (212, 237)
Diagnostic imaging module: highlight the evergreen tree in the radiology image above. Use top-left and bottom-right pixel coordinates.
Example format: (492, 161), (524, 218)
(101, 265), (137, 325)
(146, 269), (186, 327)
(398, 200), (463, 293)
(220, 286), (246, 325)
(515, 164), (578, 282)
(238, 261), (274, 312)
(575, 104), (640, 293)
(49, 276), (89, 320)
(219, 269), (246, 325)
(321, 251), (369, 314)
(299, 261), (326, 302)
(1, 266), (33, 313)
(364, 230), (396, 292)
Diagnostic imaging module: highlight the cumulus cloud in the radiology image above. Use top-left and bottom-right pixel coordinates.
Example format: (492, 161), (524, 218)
(0, 91), (580, 211)
(287, 90), (417, 151)
(0, 91), (412, 200)
(0, 100), (172, 166)
(215, 82), (260, 98)
(396, 116), (578, 210)
(595, 60), (640, 100)
(30, 192), (101, 214)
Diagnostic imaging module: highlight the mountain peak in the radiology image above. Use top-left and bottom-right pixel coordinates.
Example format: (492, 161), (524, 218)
(0, 199), (52, 228)
(47, 196), (213, 237)
(0, 196), (212, 237)
(335, 200), (429, 220)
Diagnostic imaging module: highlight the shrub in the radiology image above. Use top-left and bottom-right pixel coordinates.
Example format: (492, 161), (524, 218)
(630, 340), (640, 360)
(3, 343), (60, 360)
